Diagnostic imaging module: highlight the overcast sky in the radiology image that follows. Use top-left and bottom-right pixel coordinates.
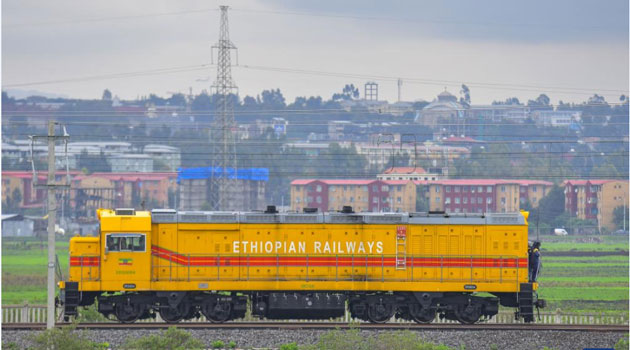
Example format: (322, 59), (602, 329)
(2, 0), (628, 104)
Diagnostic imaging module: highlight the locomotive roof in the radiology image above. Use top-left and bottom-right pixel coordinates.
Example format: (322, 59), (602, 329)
(148, 209), (526, 226)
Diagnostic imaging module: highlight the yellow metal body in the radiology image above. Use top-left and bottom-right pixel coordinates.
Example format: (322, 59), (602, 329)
(68, 210), (531, 295)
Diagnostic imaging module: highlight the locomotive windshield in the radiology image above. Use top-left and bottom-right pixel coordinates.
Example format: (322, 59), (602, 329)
(106, 233), (145, 252)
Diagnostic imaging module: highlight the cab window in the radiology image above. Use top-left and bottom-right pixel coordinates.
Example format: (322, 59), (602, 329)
(106, 233), (145, 252)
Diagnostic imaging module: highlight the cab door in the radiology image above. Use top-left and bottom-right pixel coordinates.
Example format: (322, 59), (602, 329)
(101, 232), (151, 291)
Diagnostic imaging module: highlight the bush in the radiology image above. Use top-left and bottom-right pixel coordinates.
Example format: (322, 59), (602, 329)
(280, 342), (299, 350)
(76, 303), (110, 323)
(29, 325), (108, 350)
(615, 335), (629, 350)
(212, 340), (225, 349)
(121, 327), (204, 350)
(228, 340), (237, 349)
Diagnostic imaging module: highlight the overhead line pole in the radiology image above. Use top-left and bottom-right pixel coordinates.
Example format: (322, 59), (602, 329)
(32, 120), (70, 329)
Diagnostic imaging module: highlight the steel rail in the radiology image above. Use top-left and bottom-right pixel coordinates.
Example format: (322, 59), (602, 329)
(3, 322), (628, 332)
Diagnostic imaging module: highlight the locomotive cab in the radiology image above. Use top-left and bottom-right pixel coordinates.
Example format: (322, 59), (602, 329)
(99, 208), (152, 291)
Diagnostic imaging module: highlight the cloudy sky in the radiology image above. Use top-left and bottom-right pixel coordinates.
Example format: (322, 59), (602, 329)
(2, 0), (628, 104)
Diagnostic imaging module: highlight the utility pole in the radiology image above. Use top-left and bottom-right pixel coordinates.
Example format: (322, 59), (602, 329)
(397, 78), (402, 102)
(210, 5), (238, 210)
(31, 121), (70, 329)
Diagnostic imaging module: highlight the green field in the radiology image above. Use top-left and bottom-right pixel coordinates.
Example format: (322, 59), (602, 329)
(2, 236), (629, 319)
(535, 235), (629, 316)
(2, 240), (70, 305)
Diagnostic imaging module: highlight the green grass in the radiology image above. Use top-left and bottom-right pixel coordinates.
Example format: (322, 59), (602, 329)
(534, 246), (629, 316)
(542, 242), (628, 252)
(2, 240), (70, 305)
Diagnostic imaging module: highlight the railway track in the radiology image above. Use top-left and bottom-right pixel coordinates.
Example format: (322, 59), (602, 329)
(3, 322), (628, 332)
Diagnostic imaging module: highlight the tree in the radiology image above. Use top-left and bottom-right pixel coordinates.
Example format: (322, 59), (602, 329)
(492, 97), (521, 105)
(527, 94), (550, 107)
(260, 89), (286, 109)
(613, 205), (629, 230)
(191, 92), (213, 111)
(535, 185), (565, 226)
(590, 162), (619, 178)
(167, 93), (187, 106)
(101, 89), (112, 101)
(332, 84), (359, 101)
(242, 95), (257, 108)
(459, 84), (470, 107)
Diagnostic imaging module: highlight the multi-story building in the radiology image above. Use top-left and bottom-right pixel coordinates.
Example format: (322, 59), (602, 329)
(178, 167), (268, 211)
(2, 171), (81, 209)
(290, 179), (416, 213)
(353, 141), (469, 169)
(417, 90), (466, 128)
(377, 167), (442, 181)
(468, 104), (530, 123)
(512, 180), (554, 207)
(71, 172), (178, 220)
(563, 180), (628, 230)
(427, 179), (553, 214)
(143, 144), (181, 172)
(532, 110), (582, 128)
(109, 154), (154, 172)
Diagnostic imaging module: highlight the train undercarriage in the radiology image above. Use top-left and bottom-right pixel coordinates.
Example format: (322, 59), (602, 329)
(61, 284), (544, 324)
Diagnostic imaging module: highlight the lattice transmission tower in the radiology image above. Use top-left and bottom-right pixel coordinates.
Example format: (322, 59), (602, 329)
(210, 5), (238, 210)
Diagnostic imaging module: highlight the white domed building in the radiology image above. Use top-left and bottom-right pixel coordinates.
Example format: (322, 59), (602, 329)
(416, 90), (467, 128)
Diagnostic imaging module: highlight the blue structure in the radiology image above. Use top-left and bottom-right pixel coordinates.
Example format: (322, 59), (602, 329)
(177, 167), (269, 183)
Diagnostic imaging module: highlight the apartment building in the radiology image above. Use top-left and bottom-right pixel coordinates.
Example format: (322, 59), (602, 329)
(564, 180), (628, 230)
(427, 179), (553, 214)
(290, 179), (416, 213)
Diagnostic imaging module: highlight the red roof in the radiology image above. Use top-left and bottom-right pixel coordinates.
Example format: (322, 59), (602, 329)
(431, 179), (510, 186)
(382, 167), (427, 174)
(3, 171), (81, 179)
(563, 179), (623, 186)
(443, 136), (479, 143)
(509, 180), (553, 186)
(85, 172), (176, 182)
(291, 179), (378, 186)
(383, 180), (413, 185)
(322, 179), (375, 185)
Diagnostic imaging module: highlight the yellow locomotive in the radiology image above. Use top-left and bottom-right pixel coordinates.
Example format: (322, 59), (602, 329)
(59, 206), (545, 324)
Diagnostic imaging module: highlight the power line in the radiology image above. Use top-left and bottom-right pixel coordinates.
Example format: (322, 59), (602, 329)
(4, 8), (219, 28)
(4, 60), (628, 95)
(2, 64), (214, 88)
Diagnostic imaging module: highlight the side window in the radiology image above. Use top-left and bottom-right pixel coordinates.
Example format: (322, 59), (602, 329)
(106, 234), (146, 252)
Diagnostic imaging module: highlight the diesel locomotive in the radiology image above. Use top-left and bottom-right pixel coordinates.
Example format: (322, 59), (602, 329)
(59, 207), (545, 324)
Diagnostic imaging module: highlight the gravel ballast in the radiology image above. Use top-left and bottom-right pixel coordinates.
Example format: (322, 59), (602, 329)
(2, 328), (626, 350)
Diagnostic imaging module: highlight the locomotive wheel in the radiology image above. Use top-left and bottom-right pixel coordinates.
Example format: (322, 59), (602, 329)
(114, 301), (142, 323)
(159, 303), (191, 323)
(454, 303), (482, 324)
(202, 299), (232, 323)
(410, 305), (436, 324)
(367, 302), (394, 323)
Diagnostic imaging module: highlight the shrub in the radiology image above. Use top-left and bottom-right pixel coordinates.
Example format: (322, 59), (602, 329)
(280, 342), (299, 350)
(29, 325), (108, 350)
(121, 327), (204, 350)
(212, 340), (225, 349)
(76, 303), (110, 323)
(228, 340), (237, 349)
(615, 335), (629, 350)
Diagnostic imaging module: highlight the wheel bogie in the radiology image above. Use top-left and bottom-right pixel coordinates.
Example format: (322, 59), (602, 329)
(68, 290), (502, 325)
